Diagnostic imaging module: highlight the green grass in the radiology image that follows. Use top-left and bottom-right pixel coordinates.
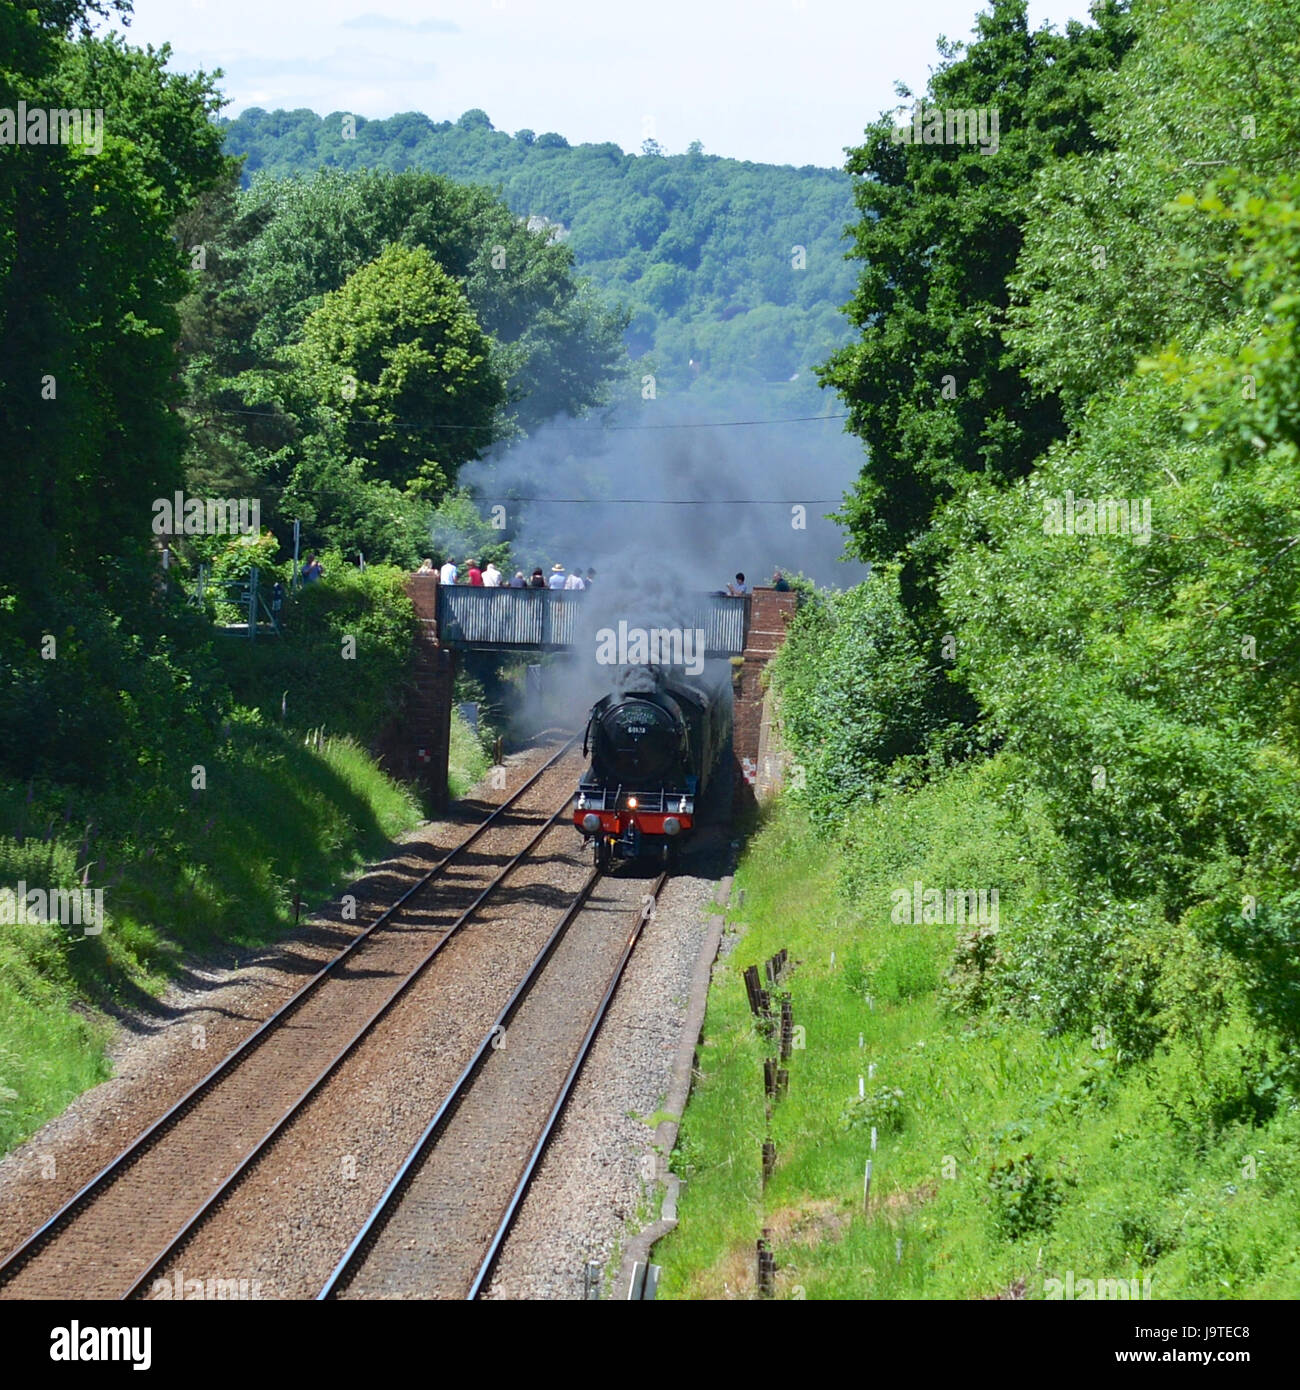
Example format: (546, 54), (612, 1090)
(0, 699), (505, 1156)
(448, 707), (490, 800)
(0, 979), (114, 1156)
(0, 714), (423, 1155)
(657, 768), (1300, 1300)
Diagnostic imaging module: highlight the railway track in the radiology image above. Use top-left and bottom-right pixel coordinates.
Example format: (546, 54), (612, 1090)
(0, 739), (586, 1300)
(319, 869), (668, 1301)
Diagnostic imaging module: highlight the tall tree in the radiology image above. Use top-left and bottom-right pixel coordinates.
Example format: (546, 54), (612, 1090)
(940, 0), (1300, 1052)
(820, 0), (1134, 611)
(0, 15), (230, 604)
(228, 169), (625, 433)
(177, 167), (628, 557)
(288, 243), (504, 499)
(0, 5), (232, 782)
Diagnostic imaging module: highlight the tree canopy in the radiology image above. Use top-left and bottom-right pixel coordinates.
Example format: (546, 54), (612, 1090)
(0, 3), (232, 783)
(178, 166), (627, 564)
(820, 0), (1136, 598)
(787, 0), (1300, 1069)
(218, 108), (859, 409)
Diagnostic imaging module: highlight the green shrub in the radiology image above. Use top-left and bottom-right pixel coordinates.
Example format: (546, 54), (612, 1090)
(943, 924), (1001, 1014)
(991, 893), (1163, 1058)
(840, 1085), (905, 1135)
(201, 530), (287, 623)
(0, 574), (227, 789)
(987, 1151), (1068, 1240)
(769, 568), (948, 829)
(223, 560), (416, 741)
(873, 938), (940, 1005)
(448, 708), (490, 799)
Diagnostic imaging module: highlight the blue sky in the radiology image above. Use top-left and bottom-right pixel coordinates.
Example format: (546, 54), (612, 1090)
(107, 0), (1097, 167)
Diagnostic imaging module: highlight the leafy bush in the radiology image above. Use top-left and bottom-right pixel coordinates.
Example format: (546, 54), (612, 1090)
(0, 575), (227, 789)
(991, 893), (1165, 1060)
(222, 560), (416, 741)
(202, 530), (287, 623)
(1205, 890), (1300, 1062)
(840, 1085), (905, 1135)
(987, 1152), (1068, 1241)
(943, 924), (1001, 1015)
(769, 568), (948, 828)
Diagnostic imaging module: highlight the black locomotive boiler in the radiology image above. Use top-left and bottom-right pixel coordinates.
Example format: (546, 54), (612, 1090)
(574, 674), (728, 870)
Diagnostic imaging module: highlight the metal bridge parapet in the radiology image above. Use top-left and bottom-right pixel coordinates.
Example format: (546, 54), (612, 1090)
(433, 585), (750, 658)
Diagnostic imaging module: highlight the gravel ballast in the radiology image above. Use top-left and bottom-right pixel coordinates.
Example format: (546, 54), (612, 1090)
(0, 741), (573, 1277)
(0, 741), (739, 1302)
(485, 828), (733, 1300)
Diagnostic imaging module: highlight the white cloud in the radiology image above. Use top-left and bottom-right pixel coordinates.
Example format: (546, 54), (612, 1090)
(209, 48), (439, 81)
(111, 0), (1099, 167)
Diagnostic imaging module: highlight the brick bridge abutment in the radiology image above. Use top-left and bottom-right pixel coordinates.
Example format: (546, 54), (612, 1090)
(374, 572), (455, 810)
(730, 587), (798, 818)
(376, 575), (797, 818)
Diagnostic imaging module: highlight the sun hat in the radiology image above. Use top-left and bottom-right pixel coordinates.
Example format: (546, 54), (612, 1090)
(551, 563), (565, 572)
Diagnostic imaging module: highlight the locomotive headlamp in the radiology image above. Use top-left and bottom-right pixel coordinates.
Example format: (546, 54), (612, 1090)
(627, 796), (638, 809)
(582, 813), (601, 833)
(663, 817), (682, 836)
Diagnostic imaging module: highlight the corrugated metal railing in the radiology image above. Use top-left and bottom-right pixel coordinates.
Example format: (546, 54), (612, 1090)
(435, 586), (749, 656)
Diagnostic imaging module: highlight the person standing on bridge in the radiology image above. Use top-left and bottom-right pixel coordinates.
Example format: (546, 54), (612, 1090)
(529, 567), (546, 589)
(548, 563), (567, 590)
(483, 560), (501, 587)
(439, 557), (457, 585)
(510, 570), (527, 588)
(467, 559), (484, 586)
(727, 572), (750, 596)
(564, 565), (585, 591)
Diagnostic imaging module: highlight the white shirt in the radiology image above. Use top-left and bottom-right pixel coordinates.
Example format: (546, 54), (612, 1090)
(483, 564), (501, 587)
(563, 573), (585, 590)
(548, 571), (567, 589)
(439, 562), (457, 584)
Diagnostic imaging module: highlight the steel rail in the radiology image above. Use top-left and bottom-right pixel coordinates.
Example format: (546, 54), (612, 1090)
(119, 790), (584, 1300)
(317, 866), (602, 1299)
(467, 869), (668, 1300)
(0, 736), (578, 1289)
(317, 869), (667, 1301)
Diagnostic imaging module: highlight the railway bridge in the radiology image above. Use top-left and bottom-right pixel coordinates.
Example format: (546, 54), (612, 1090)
(379, 574), (796, 812)
(432, 584), (750, 657)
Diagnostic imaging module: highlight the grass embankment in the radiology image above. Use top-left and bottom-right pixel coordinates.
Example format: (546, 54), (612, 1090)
(658, 765), (1300, 1299)
(0, 716), (433, 1155)
(448, 707), (490, 799)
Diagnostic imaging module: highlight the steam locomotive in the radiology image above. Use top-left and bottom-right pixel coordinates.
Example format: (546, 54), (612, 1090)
(574, 674), (728, 870)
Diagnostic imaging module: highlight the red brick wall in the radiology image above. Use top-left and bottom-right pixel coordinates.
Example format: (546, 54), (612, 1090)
(373, 575), (454, 808)
(407, 571), (439, 621)
(732, 588), (798, 814)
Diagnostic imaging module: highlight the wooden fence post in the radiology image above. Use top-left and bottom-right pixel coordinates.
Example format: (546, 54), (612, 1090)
(757, 1237), (775, 1297)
